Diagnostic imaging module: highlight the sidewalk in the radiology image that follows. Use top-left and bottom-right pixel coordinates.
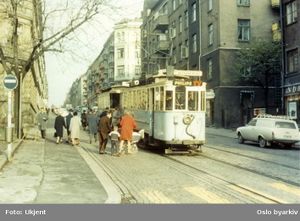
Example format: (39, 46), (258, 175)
(0, 128), (110, 203)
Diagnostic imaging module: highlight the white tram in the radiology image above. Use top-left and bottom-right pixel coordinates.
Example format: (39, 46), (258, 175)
(98, 69), (206, 153)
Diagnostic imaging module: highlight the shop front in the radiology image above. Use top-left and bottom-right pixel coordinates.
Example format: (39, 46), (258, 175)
(285, 84), (300, 123)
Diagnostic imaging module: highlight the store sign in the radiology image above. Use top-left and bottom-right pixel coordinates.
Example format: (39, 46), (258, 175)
(285, 85), (300, 95)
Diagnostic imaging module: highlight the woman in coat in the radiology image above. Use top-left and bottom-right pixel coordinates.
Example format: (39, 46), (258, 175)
(118, 111), (137, 155)
(54, 111), (66, 144)
(69, 111), (81, 145)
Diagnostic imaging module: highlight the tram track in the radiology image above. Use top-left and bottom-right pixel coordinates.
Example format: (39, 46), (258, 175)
(199, 145), (300, 187)
(78, 141), (297, 203)
(162, 154), (284, 204)
(79, 144), (138, 203)
(204, 144), (299, 170)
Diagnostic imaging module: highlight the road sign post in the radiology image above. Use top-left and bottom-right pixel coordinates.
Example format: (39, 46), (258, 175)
(3, 75), (18, 161)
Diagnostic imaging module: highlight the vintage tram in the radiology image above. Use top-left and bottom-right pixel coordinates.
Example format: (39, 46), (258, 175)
(98, 69), (206, 153)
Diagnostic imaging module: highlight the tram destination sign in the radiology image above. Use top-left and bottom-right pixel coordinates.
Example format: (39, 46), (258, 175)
(173, 79), (192, 86)
(3, 75), (18, 90)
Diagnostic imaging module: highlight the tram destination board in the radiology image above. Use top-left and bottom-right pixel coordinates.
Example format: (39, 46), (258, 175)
(3, 75), (18, 90)
(173, 79), (192, 86)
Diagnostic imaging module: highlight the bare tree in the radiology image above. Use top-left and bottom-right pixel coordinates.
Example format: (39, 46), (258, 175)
(0, 0), (114, 137)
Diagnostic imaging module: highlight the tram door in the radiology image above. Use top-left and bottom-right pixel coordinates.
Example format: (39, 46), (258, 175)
(110, 93), (120, 109)
(148, 88), (155, 138)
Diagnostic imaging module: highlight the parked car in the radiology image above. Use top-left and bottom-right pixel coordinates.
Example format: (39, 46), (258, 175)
(236, 115), (300, 148)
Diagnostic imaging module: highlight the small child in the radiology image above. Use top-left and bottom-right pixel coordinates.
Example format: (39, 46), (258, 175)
(109, 126), (120, 156)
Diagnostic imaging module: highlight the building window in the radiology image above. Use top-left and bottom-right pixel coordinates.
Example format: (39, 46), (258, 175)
(172, 0), (176, 11)
(237, 0), (250, 6)
(208, 24), (213, 46)
(135, 66), (141, 76)
(287, 49), (299, 73)
(238, 19), (250, 41)
(117, 65), (125, 77)
(208, 0), (213, 11)
(192, 34), (197, 53)
(192, 3), (197, 22)
(173, 47), (177, 64)
(184, 10), (189, 28)
(179, 43), (182, 60)
(117, 48), (124, 59)
(207, 59), (213, 80)
(286, 1), (298, 25)
(170, 21), (176, 38)
(179, 16), (183, 33)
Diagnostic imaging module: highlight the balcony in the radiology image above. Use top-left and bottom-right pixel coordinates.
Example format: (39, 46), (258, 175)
(153, 14), (169, 31)
(271, 0), (279, 9)
(154, 40), (169, 54)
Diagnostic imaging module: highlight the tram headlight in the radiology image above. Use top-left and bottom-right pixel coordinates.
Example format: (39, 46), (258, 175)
(183, 114), (194, 125)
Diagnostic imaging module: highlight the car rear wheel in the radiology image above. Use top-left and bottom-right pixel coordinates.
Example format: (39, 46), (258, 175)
(237, 133), (244, 144)
(258, 137), (266, 148)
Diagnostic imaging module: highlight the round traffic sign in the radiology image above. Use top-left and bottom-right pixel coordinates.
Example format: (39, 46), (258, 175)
(3, 75), (18, 90)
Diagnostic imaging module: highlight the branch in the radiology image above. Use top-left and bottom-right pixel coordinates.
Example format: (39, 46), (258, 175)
(0, 47), (10, 73)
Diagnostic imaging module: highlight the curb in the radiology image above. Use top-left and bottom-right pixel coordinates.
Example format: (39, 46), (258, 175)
(75, 143), (122, 204)
(0, 139), (23, 171)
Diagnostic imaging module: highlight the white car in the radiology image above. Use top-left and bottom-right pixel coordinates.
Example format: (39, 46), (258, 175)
(236, 115), (300, 148)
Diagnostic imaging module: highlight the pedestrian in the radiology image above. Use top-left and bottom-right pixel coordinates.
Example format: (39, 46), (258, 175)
(81, 110), (88, 130)
(65, 109), (73, 143)
(118, 111), (137, 155)
(108, 125), (120, 156)
(99, 107), (109, 118)
(98, 111), (112, 154)
(36, 107), (48, 139)
(54, 110), (66, 144)
(87, 109), (99, 143)
(69, 111), (81, 146)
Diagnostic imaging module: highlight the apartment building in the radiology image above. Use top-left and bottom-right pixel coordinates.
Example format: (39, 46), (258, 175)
(282, 0), (300, 122)
(114, 18), (142, 83)
(199, 0), (280, 127)
(69, 18), (142, 109)
(64, 75), (88, 109)
(141, 0), (280, 127)
(0, 0), (48, 140)
(141, 0), (169, 80)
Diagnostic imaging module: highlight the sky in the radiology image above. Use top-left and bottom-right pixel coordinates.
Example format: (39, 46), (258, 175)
(45, 0), (144, 107)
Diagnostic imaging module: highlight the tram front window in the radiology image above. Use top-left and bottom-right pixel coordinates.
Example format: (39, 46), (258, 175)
(175, 86), (186, 110)
(165, 90), (173, 110)
(188, 91), (199, 111)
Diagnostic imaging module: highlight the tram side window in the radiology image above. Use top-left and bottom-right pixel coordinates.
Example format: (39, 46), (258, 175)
(160, 87), (164, 110)
(201, 91), (206, 111)
(155, 87), (160, 111)
(165, 90), (173, 110)
(188, 91), (199, 111)
(175, 86), (186, 110)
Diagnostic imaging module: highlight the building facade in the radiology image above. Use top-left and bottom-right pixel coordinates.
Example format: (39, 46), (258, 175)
(0, 0), (48, 140)
(282, 0), (300, 123)
(64, 75), (87, 110)
(114, 19), (142, 83)
(200, 0), (281, 128)
(141, 0), (280, 128)
(66, 18), (142, 110)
